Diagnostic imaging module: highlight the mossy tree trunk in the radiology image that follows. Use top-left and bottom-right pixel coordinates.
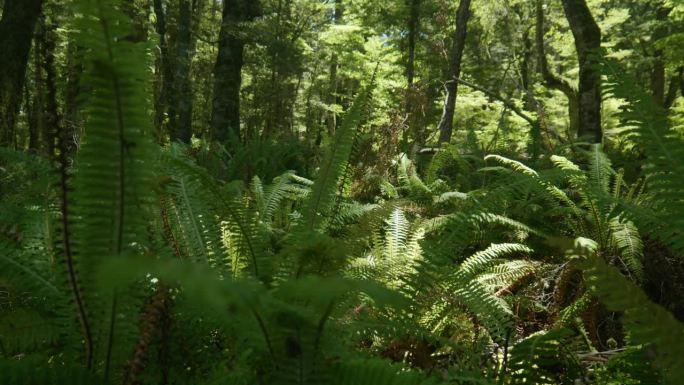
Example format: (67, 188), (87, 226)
(437, 0), (471, 144)
(561, 0), (602, 143)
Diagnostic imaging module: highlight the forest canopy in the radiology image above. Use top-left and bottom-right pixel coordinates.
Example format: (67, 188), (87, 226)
(1, 0), (684, 384)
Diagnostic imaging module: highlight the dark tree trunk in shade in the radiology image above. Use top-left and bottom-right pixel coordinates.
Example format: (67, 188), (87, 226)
(437, 0), (471, 144)
(172, 0), (195, 143)
(406, 0), (420, 89)
(38, 15), (60, 159)
(210, 0), (261, 145)
(560, 0), (602, 143)
(29, 34), (44, 153)
(536, 0), (579, 138)
(0, 0), (45, 147)
(153, 0), (171, 141)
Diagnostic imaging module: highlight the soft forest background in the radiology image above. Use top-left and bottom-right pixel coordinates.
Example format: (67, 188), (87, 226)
(2, 0), (684, 384)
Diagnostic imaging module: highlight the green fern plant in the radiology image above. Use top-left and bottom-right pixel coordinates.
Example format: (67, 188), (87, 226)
(601, 58), (684, 255)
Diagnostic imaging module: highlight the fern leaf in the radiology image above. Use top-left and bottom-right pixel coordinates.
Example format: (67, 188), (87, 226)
(580, 255), (684, 384)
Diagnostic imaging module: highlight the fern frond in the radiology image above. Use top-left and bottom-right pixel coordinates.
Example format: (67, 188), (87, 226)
(484, 155), (538, 177)
(601, 58), (684, 254)
(0, 358), (101, 385)
(477, 260), (541, 293)
(587, 144), (614, 195)
(443, 244), (532, 342)
(507, 328), (581, 384)
(608, 216), (643, 281)
(580, 255), (684, 383)
(300, 85), (373, 232)
(166, 153), (269, 280)
(331, 359), (423, 385)
(63, 0), (158, 372)
(458, 243), (532, 278)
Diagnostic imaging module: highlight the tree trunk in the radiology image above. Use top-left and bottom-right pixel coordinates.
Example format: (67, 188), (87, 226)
(560, 0), (602, 143)
(64, 38), (83, 155)
(664, 66), (682, 109)
(210, 0), (260, 145)
(536, 0), (579, 138)
(437, 0), (471, 144)
(652, 5), (672, 108)
(38, 14), (60, 158)
(520, 27), (535, 111)
(29, 30), (44, 153)
(406, 0), (420, 89)
(172, 0), (195, 143)
(0, 0), (44, 147)
(325, 0), (344, 137)
(153, 0), (171, 140)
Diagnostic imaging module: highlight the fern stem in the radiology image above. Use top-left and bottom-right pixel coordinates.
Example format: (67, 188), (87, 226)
(104, 292), (118, 381)
(160, 196), (183, 259)
(312, 300), (335, 356)
(250, 307), (275, 360)
(57, 116), (93, 368)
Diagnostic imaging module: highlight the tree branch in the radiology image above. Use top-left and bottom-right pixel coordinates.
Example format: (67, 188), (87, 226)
(536, 0), (577, 100)
(449, 78), (535, 125)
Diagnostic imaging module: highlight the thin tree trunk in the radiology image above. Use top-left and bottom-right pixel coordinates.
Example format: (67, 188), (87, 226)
(520, 27), (535, 111)
(536, 0), (579, 137)
(560, 0), (602, 143)
(64, 39), (83, 155)
(406, 0), (420, 89)
(652, 5), (672, 108)
(404, 0), (420, 150)
(0, 0), (44, 147)
(325, 0), (344, 137)
(40, 14), (60, 159)
(210, 0), (260, 145)
(30, 30), (44, 153)
(173, 0), (195, 143)
(664, 66), (682, 109)
(153, 0), (171, 140)
(437, 0), (471, 144)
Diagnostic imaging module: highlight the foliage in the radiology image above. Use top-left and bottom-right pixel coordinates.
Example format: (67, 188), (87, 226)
(2, 0), (684, 384)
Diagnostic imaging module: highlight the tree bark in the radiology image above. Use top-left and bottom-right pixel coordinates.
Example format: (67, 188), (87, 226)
(29, 30), (44, 153)
(172, 0), (195, 143)
(664, 66), (682, 109)
(437, 0), (472, 144)
(153, 0), (171, 141)
(325, 0), (344, 137)
(38, 14), (60, 158)
(652, 5), (672, 108)
(64, 38), (83, 155)
(0, 0), (45, 147)
(560, 0), (602, 143)
(210, 0), (260, 145)
(406, 0), (420, 89)
(536, 0), (579, 137)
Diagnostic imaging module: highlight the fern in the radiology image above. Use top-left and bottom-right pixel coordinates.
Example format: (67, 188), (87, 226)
(34, 0), (160, 375)
(330, 359), (425, 385)
(580, 255), (684, 384)
(507, 328), (582, 384)
(300, 84), (373, 233)
(165, 151), (269, 281)
(0, 358), (102, 385)
(444, 243), (532, 342)
(601, 58), (684, 254)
